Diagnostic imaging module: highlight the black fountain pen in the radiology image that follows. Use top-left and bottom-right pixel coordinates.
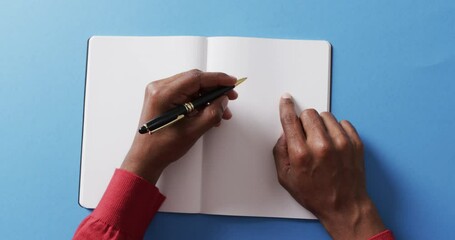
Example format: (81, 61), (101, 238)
(138, 77), (247, 134)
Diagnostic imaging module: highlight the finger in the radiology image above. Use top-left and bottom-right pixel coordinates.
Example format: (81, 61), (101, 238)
(226, 90), (238, 100)
(279, 93), (307, 160)
(320, 112), (351, 151)
(199, 72), (237, 88)
(340, 120), (363, 154)
(170, 69), (237, 97)
(340, 120), (364, 171)
(300, 109), (331, 144)
(222, 107), (232, 120)
(273, 134), (291, 183)
(185, 96), (229, 136)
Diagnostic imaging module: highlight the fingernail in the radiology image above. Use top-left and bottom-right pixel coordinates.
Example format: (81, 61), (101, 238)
(229, 74), (237, 79)
(221, 96), (229, 111)
(281, 93), (293, 99)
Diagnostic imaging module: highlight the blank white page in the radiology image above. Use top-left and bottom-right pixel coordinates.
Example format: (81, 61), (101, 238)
(80, 36), (207, 213)
(202, 37), (331, 219)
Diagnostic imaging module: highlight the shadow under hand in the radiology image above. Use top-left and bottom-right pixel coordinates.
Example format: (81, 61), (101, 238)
(363, 139), (401, 238)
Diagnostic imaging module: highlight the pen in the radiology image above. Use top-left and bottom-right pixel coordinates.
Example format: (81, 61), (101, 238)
(138, 77), (247, 134)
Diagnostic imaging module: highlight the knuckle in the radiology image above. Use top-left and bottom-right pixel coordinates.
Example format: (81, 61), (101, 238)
(187, 68), (202, 78)
(293, 147), (310, 160)
(282, 113), (297, 125)
(320, 111), (332, 118)
(145, 82), (160, 98)
(326, 193), (339, 209)
(313, 141), (333, 158)
(334, 136), (350, 151)
(340, 119), (351, 126)
(208, 108), (222, 124)
(301, 108), (318, 119)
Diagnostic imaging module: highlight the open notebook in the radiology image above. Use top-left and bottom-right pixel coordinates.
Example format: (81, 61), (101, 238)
(80, 36), (331, 219)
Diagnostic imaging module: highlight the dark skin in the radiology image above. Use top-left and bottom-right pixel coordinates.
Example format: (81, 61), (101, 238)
(274, 94), (385, 239)
(121, 69), (238, 184)
(121, 70), (386, 239)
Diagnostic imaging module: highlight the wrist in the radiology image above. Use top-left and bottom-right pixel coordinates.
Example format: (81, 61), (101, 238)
(319, 198), (386, 240)
(120, 152), (166, 185)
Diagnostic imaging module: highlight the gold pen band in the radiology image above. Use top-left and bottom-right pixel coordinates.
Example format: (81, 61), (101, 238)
(184, 102), (195, 113)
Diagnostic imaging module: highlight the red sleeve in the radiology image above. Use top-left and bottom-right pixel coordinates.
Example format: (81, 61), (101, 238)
(73, 169), (166, 240)
(368, 230), (395, 240)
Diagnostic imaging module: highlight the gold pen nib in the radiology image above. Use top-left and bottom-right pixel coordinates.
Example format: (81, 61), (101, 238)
(235, 77), (247, 86)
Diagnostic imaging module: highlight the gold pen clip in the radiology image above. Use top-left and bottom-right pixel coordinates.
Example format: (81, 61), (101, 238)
(149, 114), (185, 134)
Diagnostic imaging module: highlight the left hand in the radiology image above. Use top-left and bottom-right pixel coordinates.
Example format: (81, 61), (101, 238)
(121, 69), (238, 184)
(273, 94), (385, 239)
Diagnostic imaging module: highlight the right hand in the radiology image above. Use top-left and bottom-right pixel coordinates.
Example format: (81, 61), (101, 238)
(121, 70), (238, 184)
(273, 93), (386, 240)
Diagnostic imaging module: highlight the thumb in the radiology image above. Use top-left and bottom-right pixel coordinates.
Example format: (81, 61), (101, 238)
(185, 96), (229, 137)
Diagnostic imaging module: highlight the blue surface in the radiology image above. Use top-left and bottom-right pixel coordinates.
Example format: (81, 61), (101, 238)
(1, 0), (454, 239)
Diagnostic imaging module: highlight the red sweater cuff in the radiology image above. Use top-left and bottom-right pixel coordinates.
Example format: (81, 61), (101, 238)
(92, 169), (165, 239)
(368, 230), (395, 240)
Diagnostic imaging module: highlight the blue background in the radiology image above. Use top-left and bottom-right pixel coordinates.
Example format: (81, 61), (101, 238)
(1, 0), (454, 239)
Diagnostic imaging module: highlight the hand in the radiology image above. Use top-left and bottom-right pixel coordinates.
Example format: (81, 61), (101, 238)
(273, 93), (385, 240)
(121, 69), (238, 184)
